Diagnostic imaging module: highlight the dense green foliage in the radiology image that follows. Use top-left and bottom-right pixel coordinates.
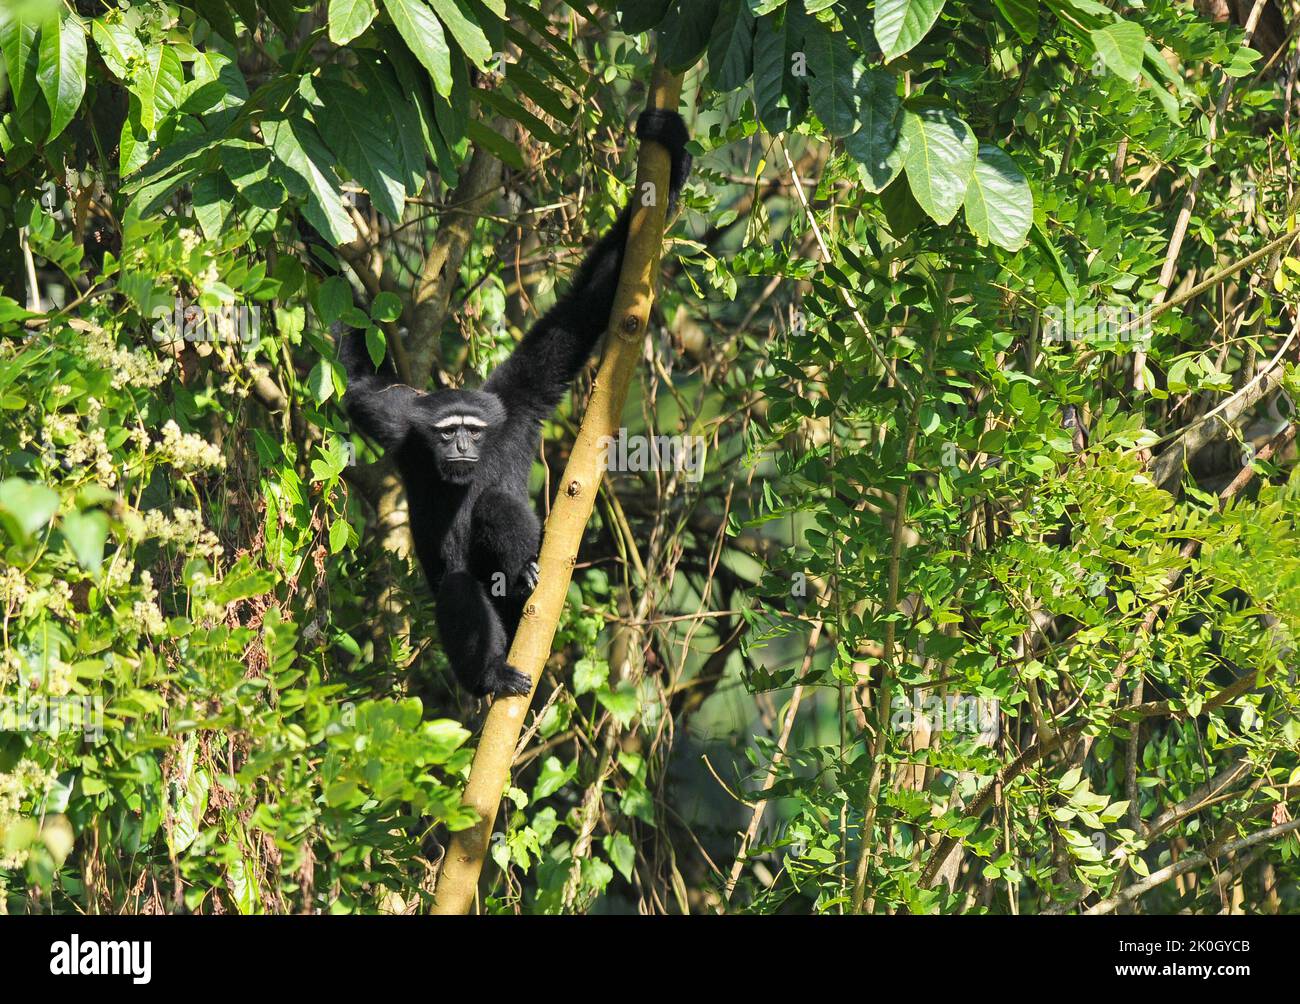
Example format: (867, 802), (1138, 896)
(1, 0), (1298, 914)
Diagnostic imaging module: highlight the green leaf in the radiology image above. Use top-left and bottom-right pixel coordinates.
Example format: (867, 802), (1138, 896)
(208, 560), (278, 604)
(133, 43), (184, 132)
(316, 275), (353, 325)
(308, 358), (334, 404)
(658, 0), (720, 73)
(0, 296), (39, 325)
(61, 509), (108, 571)
(844, 69), (903, 193)
(263, 115), (357, 245)
(1089, 19), (1144, 82)
(91, 17), (143, 80)
(597, 684), (640, 728)
(466, 118), (526, 171)
(352, 54), (427, 198)
(370, 291), (402, 322)
(0, 5), (42, 114)
(605, 832), (636, 882)
(874, 0), (947, 62)
(36, 11), (86, 141)
(0, 477), (59, 540)
(192, 171), (235, 242)
(219, 138), (285, 209)
(899, 98), (976, 225)
(1029, 221), (1078, 298)
(963, 143), (1032, 250)
(619, 0), (673, 33)
(992, 0), (1038, 42)
(707, 0), (754, 93)
(365, 325), (387, 367)
(574, 657), (608, 696)
(428, 0), (492, 69)
(532, 755), (576, 800)
(806, 21), (859, 137)
(329, 518), (350, 554)
(752, 13), (788, 133)
(167, 766), (209, 855)
(329, 0), (377, 44)
(382, 0), (453, 97)
(314, 79), (408, 221)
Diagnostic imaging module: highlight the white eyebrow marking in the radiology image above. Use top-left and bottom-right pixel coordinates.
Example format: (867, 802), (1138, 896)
(433, 415), (489, 429)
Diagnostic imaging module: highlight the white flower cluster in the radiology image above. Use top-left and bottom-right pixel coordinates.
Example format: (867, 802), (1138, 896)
(1, 570), (72, 621)
(0, 648), (20, 689)
(42, 657), (74, 697)
(160, 420), (226, 472)
(139, 508), (223, 562)
(83, 322), (172, 390)
(62, 424), (119, 487)
(0, 762), (59, 870)
(0, 566), (27, 609)
(125, 570), (166, 636)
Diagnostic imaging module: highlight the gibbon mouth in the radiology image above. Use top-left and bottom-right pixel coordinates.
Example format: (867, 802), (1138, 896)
(446, 457), (478, 464)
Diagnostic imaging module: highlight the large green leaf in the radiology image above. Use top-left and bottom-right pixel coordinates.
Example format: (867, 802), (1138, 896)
(707, 0), (754, 93)
(263, 116), (358, 245)
(806, 21), (859, 137)
(353, 54), (427, 198)
(219, 138), (286, 209)
(899, 98), (976, 225)
(993, 0), (1038, 42)
(874, 0), (947, 62)
(0, 4), (42, 114)
(315, 78), (409, 221)
(328, 0), (377, 44)
(658, 0), (720, 73)
(752, 9), (806, 134)
(379, 41), (459, 184)
(133, 43), (184, 132)
(844, 69), (903, 193)
(428, 0), (492, 69)
(90, 17), (142, 81)
(0, 477), (58, 541)
(192, 171), (235, 242)
(60, 509), (108, 572)
(618, 0), (673, 33)
(1089, 19), (1144, 81)
(963, 143), (1032, 250)
(36, 11), (86, 141)
(382, 0), (453, 97)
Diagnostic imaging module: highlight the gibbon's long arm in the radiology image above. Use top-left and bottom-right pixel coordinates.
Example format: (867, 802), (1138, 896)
(338, 328), (423, 451)
(484, 110), (691, 422)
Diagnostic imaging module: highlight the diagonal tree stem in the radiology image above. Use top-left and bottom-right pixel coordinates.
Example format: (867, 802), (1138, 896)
(431, 61), (686, 915)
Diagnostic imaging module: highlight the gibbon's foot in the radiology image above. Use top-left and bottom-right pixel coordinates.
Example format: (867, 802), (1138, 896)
(521, 560), (540, 593)
(480, 660), (533, 698)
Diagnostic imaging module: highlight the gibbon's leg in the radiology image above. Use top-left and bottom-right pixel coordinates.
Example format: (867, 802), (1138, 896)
(472, 489), (541, 597)
(436, 571), (532, 697)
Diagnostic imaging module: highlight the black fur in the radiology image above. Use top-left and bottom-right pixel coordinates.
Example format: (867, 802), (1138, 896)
(339, 110), (692, 697)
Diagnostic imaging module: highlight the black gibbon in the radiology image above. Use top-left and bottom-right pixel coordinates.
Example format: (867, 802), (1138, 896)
(339, 109), (692, 697)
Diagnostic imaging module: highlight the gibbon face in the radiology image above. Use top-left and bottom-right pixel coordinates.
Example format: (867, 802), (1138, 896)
(420, 390), (506, 483)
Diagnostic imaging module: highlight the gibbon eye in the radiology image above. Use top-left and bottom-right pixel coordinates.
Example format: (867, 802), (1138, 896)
(440, 431), (453, 441)
(470, 430), (482, 440)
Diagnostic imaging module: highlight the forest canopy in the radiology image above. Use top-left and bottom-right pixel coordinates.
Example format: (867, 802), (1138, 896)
(1, 0), (1299, 917)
